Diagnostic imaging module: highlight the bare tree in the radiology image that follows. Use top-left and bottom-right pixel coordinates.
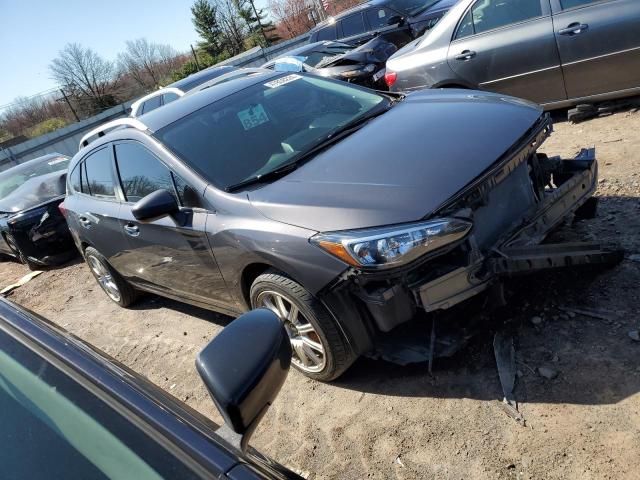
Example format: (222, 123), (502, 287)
(117, 38), (179, 89)
(49, 43), (120, 114)
(269, 0), (316, 39)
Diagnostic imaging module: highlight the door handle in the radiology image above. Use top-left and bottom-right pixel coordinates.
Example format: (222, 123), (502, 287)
(124, 223), (140, 237)
(455, 50), (476, 61)
(79, 217), (92, 229)
(558, 23), (588, 36)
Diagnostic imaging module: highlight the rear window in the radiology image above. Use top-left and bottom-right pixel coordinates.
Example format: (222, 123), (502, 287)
(315, 24), (337, 41)
(340, 13), (366, 37)
(83, 147), (116, 200)
(141, 95), (162, 115)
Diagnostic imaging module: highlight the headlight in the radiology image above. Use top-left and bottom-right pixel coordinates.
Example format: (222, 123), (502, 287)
(341, 64), (376, 78)
(310, 218), (472, 269)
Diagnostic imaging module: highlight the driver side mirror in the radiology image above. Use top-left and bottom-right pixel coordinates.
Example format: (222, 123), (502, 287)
(196, 309), (292, 451)
(132, 189), (179, 221)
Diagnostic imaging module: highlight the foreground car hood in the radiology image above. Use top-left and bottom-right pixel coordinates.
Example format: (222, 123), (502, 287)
(249, 90), (542, 232)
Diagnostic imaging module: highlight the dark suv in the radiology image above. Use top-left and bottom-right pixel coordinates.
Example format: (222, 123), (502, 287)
(64, 71), (609, 382)
(308, 0), (458, 47)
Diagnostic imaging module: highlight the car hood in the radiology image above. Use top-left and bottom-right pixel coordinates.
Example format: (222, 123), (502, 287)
(248, 90), (542, 232)
(0, 170), (66, 214)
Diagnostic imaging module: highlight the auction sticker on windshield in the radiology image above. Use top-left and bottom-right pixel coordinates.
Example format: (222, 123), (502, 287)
(237, 104), (269, 130)
(264, 74), (301, 88)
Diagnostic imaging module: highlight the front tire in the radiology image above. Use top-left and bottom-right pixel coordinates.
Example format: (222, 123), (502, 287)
(84, 247), (136, 307)
(250, 270), (356, 381)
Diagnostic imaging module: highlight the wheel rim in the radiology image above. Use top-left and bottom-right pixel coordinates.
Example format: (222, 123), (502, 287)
(256, 291), (326, 373)
(87, 255), (121, 302)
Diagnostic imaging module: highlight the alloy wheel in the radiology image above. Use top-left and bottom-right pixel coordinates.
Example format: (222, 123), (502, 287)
(87, 255), (121, 302)
(256, 290), (327, 373)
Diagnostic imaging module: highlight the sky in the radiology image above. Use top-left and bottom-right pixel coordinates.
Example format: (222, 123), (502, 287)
(0, 0), (266, 108)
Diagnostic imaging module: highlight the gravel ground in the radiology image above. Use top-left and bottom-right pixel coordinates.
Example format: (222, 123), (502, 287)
(1, 108), (640, 479)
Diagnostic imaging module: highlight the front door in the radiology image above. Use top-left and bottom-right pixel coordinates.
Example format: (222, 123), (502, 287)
(112, 141), (232, 309)
(447, 0), (567, 105)
(551, 0), (640, 100)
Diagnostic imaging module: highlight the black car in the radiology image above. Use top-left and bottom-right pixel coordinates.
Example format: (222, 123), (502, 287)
(262, 38), (397, 89)
(63, 71), (614, 382)
(0, 296), (302, 479)
(0, 153), (76, 269)
(308, 0), (458, 47)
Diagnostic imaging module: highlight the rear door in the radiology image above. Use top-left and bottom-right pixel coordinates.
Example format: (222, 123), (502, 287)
(551, 0), (640, 99)
(447, 0), (567, 104)
(65, 146), (126, 268)
(112, 141), (232, 309)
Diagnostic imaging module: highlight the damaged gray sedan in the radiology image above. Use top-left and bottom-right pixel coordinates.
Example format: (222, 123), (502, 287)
(64, 72), (620, 382)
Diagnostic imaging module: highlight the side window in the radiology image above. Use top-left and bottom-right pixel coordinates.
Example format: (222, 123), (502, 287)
(84, 148), (116, 200)
(316, 24), (337, 41)
(173, 174), (203, 209)
(0, 330), (202, 479)
(365, 8), (395, 29)
(560, 0), (602, 8)
(69, 163), (82, 193)
(340, 13), (366, 38)
(114, 143), (174, 203)
(141, 95), (162, 114)
(456, 0), (543, 37)
(162, 92), (180, 105)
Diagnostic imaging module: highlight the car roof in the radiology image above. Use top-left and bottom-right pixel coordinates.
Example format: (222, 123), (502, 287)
(73, 70), (283, 160)
(167, 65), (236, 91)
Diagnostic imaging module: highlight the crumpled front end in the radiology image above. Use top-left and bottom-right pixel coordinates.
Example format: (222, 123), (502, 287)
(322, 114), (622, 341)
(3, 199), (76, 266)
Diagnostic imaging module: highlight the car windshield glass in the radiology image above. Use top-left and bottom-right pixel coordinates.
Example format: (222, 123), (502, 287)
(155, 74), (386, 191)
(304, 45), (354, 67)
(0, 156), (69, 212)
(386, 0), (440, 16)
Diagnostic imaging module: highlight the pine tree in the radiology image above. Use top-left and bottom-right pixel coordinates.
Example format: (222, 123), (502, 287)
(191, 0), (223, 56)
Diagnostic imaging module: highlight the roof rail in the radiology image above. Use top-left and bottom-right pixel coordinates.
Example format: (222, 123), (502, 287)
(79, 118), (148, 150)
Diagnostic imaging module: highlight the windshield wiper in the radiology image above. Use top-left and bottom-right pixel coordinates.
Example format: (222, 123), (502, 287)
(225, 102), (393, 193)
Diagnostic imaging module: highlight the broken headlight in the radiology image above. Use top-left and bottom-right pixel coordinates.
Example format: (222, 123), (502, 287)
(340, 64), (376, 78)
(311, 218), (472, 269)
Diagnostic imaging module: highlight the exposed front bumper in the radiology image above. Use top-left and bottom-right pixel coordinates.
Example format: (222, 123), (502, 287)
(329, 115), (622, 338)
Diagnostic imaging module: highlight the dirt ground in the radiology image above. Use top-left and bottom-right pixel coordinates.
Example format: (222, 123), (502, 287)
(1, 108), (640, 480)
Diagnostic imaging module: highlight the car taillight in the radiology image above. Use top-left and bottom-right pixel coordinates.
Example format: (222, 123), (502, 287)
(384, 70), (398, 88)
(58, 201), (67, 217)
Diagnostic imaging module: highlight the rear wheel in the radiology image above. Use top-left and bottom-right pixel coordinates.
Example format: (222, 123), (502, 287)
(84, 247), (136, 307)
(250, 270), (356, 381)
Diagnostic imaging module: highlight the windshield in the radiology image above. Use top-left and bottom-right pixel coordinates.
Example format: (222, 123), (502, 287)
(0, 156), (69, 202)
(155, 74), (385, 191)
(304, 45), (354, 67)
(386, 0), (440, 16)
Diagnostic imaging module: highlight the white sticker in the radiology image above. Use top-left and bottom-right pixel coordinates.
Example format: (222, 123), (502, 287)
(378, 9), (386, 18)
(264, 74), (302, 88)
(237, 104), (270, 130)
(47, 158), (67, 166)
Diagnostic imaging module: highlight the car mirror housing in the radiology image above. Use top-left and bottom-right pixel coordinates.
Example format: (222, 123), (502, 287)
(131, 189), (179, 221)
(196, 309), (292, 451)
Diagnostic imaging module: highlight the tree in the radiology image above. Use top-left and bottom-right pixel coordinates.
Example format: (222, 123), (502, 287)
(49, 43), (120, 114)
(191, 0), (224, 56)
(117, 38), (179, 89)
(234, 0), (278, 46)
(269, 0), (316, 39)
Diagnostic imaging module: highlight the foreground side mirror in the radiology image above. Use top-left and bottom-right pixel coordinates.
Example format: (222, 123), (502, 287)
(131, 189), (179, 221)
(196, 309), (292, 451)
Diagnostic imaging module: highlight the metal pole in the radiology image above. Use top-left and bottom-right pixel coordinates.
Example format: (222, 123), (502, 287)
(190, 45), (201, 71)
(60, 89), (80, 122)
(248, 0), (270, 47)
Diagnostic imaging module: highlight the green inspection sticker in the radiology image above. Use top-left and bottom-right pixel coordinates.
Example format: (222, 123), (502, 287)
(237, 104), (269, 130)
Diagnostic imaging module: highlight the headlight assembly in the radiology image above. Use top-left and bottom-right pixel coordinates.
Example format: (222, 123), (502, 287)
(340, 64), (376, 78)
(310, 218), (472, 269)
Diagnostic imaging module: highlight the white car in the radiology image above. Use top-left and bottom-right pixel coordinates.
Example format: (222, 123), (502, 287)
(129, 66), (236, 117)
